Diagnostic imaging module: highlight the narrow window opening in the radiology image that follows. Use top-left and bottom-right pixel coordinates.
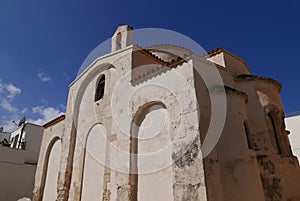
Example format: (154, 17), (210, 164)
(244, 121), (254, 149)
(267, 113), (282, 155)
(95, 75), (105, 102)
(13, 135), (19, 148)
(116, 32), (122, 50)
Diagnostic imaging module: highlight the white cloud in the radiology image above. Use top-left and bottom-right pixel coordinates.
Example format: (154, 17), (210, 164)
(0, 99), (18, 113)
(0, 80), (23, 131)
(0, 80), (21, 100)
(29, 106), (63, 125)
(0, 114), (20, 132)
(21, 108), (28, 114)
(1, 119), (18, 132)
(0, 81), (3, 93)
(0, 79), (64, 130)
(37, 71), (51, 82)
(0, 80), (21, 113)
(59, 104), (66, 111)
(27, 118), (45, 126)
(5, 83), (21, 100)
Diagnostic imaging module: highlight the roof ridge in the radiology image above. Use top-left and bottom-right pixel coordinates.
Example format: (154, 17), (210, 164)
(43, 114), (65, 128)
(141, 48), (169, 65)
(145, 44), (193, 53)
(134, 44), (184, 66)
(201, 47), (224, 58)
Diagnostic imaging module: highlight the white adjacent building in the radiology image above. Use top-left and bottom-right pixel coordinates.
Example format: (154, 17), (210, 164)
(9, 123), (44, 164)
(285, 112), (300, 160)
(0, 122), (44, 201)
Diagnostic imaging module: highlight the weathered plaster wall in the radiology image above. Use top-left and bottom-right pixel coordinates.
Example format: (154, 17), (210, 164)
(33, 117), (65, 201)
(65, 48), (133, 201)
(64, 41), (207, 201)
(32, 25), (300, 201)
(193, 57), (265, 201)
(236, 77), (300, 201)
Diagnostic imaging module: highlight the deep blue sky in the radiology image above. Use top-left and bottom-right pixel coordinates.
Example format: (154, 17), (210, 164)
(0, 0), (299, 131)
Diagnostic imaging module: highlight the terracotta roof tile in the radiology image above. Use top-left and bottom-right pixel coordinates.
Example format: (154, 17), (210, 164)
(134, 44), (185, 66)
(201, 47), (224, 58)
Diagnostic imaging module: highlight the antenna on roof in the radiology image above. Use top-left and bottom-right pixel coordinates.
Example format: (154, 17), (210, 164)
(0, 127), (3, 132)
(18, 116), (26, 127)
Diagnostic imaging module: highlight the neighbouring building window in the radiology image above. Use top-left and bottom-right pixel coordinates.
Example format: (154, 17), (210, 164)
(13, 134), (19, 148)
(244, 121), (254, 149)
(95, 75), (105, 102)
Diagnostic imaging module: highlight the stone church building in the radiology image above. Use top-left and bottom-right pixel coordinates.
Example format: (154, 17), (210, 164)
(33, 25), (300, 201)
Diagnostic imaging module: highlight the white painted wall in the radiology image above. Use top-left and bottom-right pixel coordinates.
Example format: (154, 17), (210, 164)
(0, 123), (43, 201)
(0, 146), (36, 201)
(285, 114), (300, 160)
(10, 126), (22, 148)
(0, 146), (26, 163)
(24, 124), (44, 164)
(9, 123), (44, 164)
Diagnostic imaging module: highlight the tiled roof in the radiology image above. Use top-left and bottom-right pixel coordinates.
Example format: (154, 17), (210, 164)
(139, 48), (169, 65)
(132, 45), (188, 84)
(145, 44), (193, 55)
(201, 47), (224, 58)
(135, 45), (184, 66)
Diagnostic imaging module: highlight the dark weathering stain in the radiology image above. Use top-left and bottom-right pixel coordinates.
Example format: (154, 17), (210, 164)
(173, 183), (201, 201)
(173, 141), (199, 168)
(257, 155), (282, 201)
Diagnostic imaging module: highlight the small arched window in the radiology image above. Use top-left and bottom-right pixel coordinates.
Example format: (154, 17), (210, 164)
(116, 32), (122, 50)
(244, 121), (254, 149)
(95, 75), (105, 102)
(266, 112), (282, 155)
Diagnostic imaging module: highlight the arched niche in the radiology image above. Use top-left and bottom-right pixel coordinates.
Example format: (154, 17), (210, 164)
(42, 137), (61, 201)
(264, 105), (291, 156)
(81, 124), (107, 200)
(130, 101), (174, 201)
